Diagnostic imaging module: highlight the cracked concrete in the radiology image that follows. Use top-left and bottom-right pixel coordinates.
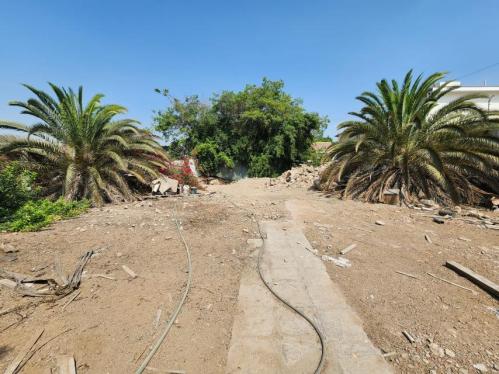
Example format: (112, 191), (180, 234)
(225, 200), (393, 373)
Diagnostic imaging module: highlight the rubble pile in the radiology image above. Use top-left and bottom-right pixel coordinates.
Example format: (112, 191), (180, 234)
(267, 164), (321, 189)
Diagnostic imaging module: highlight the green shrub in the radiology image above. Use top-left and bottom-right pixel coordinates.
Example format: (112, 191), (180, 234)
(0, 198), (89, 232)
(0, 162), (38, 220)
(193, 142), (234, 176)
(248, 154), (275, 177)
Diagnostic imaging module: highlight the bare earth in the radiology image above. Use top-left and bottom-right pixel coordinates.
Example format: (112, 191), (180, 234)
(1, 177), (498, 373)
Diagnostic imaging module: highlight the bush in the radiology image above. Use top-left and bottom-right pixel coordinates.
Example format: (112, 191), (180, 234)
(160, 158), (201, 189)
(0, 162), (38, 220)
(193, 142), (233, 176)
(248, 154), (275, 177)
(0, 198), (89, 232)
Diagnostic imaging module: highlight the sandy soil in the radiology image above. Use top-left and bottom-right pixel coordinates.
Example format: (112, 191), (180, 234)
(1, 177), (498, 373)
(0, 196), (252, 373)
(214, 178), (499, 374)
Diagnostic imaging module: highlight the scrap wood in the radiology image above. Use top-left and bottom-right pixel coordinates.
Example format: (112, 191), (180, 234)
(4, 327), (44, 374)
(90, 274), (115, 280)
(17, 328), (73, 374)
(426, 272), (477, 294)
(54, 256), (69, 286)
(402, 330), (416, 344)
(55, 355), (77, 374)
(340, 243), (357, 255)
(0, 251), (93, 299)
(61, 291), (81, 311)
(445, 261), (499, 298)
(396, 271), (419, 280)
(1, 278), (17, 289)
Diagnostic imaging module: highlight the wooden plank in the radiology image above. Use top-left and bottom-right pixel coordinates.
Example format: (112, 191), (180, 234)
(446, 261), (499, 298)
(4, 328), (44, 374)
(395, 271), (419, 280)
(426, 272), (477, 294)
(0, 278), (17, 289)
(55, 355), (77, 374)
(340, 244), (357, 255)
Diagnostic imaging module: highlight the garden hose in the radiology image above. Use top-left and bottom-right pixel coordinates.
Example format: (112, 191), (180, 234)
(135, 199), (192, 374)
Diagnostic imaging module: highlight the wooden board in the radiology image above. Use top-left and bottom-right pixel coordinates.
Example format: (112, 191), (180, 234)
(446, 261), (499, 298)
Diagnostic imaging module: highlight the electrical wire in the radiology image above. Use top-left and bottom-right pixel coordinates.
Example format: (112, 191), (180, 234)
(135, 199), (192, 374)
(455, 61), (499, 81)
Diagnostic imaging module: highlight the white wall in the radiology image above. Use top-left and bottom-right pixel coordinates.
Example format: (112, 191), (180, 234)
(436, 87), (499, 112)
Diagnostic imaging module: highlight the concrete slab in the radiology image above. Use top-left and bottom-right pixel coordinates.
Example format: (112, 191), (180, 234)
(226, 217), (393, 373)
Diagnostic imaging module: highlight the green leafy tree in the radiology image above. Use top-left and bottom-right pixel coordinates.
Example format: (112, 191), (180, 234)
(321, 70), (499, 204)
(1, 84), (168, 205)
(154, 79), (327, 177)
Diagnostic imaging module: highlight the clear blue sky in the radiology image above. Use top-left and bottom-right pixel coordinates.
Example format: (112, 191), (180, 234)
(1, 0), (499, 137)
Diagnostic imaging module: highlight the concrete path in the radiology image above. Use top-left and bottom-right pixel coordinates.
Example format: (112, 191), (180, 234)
(226, 206), (393, 373)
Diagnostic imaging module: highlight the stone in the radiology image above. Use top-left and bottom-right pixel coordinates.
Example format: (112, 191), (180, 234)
(1, 243), (18, 253)
(433, 217), (445, 224)
(444, 348), (456, 358)
(473, 363), (488, 372)
(375, 220), (385, 226)
(439, 208), (456, 217)
(429, 343), (445, 357)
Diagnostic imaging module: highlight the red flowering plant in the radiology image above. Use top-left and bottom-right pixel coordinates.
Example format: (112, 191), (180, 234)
(159, 157), (201, 188)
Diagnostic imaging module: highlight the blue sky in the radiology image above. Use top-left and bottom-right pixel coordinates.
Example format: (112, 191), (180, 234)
(1, 0), (499, 137)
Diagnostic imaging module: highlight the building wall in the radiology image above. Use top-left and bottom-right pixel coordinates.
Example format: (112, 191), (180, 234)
(436, 86), (499, 112)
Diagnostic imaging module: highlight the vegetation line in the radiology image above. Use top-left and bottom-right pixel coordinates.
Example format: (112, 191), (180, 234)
(135, 199), (192, 374)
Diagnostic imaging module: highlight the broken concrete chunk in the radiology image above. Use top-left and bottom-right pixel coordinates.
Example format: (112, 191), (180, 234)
(321, 255), (351, 268)
(151, 176), (179, 195)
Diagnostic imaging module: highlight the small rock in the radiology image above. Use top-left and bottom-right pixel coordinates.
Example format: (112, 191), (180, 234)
(458, 237), (471, 242)
(242, 228), (249, 233)
(1, 243), (18, 253)
(429, 343), (445, 357)
(439, 208), (456, 217)
(472, 363), (488, 372)
(375, 220), (385, 226)
(445, 348), (456, 358)
(433, 217), (445, 224)
(116, 252), (123, 257)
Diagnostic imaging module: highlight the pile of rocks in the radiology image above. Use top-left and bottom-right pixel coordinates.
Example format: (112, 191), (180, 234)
(267, 164), (321, 189)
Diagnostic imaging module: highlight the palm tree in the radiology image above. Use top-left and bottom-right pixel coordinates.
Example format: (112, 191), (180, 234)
(321, 70), (499, 205)
(0, 84), (168, 205)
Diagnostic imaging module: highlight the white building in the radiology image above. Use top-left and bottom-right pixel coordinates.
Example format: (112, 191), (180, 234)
(436, 82), (499, 112)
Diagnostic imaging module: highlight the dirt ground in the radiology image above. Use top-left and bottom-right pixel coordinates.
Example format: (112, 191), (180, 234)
(0, 196), (253, 373)
(1, 177), (498, 373)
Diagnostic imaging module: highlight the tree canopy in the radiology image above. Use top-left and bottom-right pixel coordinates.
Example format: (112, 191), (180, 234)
(0, 84), (168, 205)
(321, 70), (499, 205)
(154, 78), (328, 177)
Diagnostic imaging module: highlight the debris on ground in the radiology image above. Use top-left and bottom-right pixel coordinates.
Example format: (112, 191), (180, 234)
(55, 355), (77, 374)
(446, 261), (499, 298)
(266, 164), (321, 189)
(122, 265), (137, 279)
(321, 255), (351, 268)
(151, 176), (179, 195)
(339, 243), (357, 255)
(4, 327), (44, 374)
(0, 251), (92, 298)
